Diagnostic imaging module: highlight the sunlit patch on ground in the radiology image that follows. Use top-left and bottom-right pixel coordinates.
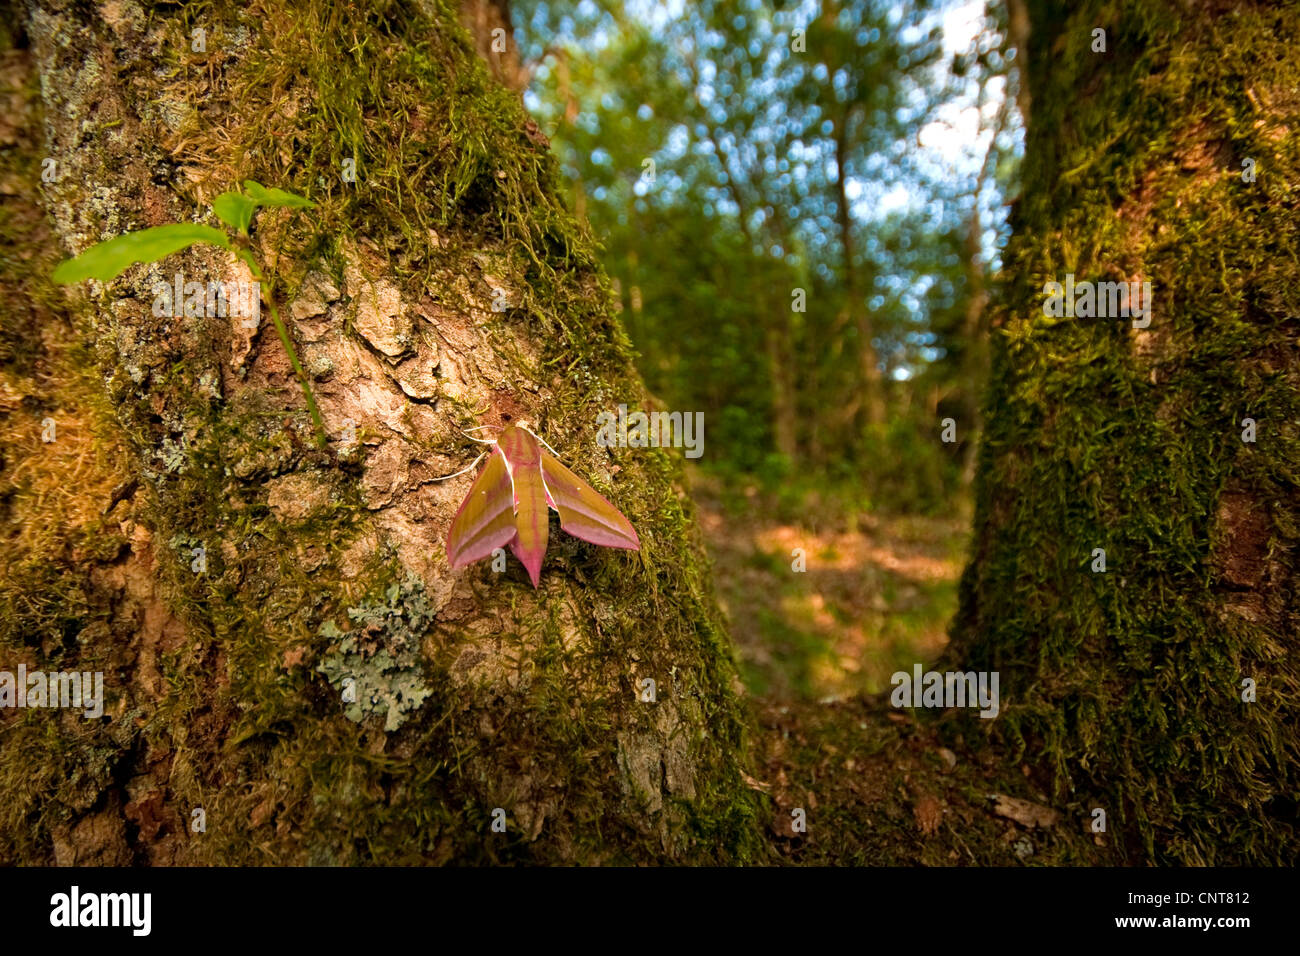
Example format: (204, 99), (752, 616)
(693, 477), (970, 701)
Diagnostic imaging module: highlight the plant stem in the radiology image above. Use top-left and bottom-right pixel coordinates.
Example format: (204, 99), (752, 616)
(243, 252), (328, 449)
(266, 293), (328, 449)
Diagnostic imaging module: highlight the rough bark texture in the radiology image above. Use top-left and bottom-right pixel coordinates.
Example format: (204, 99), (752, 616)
(1, 0), (758, 864)
(457, 0), (521, 91)
(949, 0), (1299, 863)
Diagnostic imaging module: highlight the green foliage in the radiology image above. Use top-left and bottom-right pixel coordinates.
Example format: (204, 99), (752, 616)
(242, 179), (317, 211)
(516, 0), (1017, 508)
(50, 224), (230, 284)
(51, 181), (326, 448)
(212, 193), (256, 234)
(214, 180), (316, 235)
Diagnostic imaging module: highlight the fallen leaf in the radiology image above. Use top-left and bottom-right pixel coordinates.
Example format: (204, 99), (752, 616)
(914, 793), (944, 835)
(988, 793), (1059, 829)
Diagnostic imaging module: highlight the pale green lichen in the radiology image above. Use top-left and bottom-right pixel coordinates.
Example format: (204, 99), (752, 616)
(316, 575), (434, 732)
(166, 531), (203, 561)
(158, 435), (188, 473)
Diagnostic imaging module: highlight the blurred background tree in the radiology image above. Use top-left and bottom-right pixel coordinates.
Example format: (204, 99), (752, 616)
(513, 0), (1021, 513)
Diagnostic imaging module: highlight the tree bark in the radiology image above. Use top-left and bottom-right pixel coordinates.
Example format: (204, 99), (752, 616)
(949, 0), (1300, 863)
(834, 109), (885, 431)
(9, 0), (758, 864)
(458, 0), (522, 91)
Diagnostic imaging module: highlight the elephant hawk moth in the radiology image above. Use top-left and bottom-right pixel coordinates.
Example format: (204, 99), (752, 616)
(445, 423), (640, 587)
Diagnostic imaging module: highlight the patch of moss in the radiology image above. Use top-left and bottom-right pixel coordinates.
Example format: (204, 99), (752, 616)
(948, 0), (1300, 864)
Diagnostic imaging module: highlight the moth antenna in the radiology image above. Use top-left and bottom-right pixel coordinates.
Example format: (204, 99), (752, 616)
(515, 421), (564, 460)
(534, 431), (565, 461)
(432, 450), (487, 481)
(461, 424), (502, 444)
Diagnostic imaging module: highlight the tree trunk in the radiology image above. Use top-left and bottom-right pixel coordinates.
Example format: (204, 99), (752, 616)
(957, 205), (984, 486)
(949, 0), (1300, 864)
(834, 111), (885, 431)
(765, 301), (800, 461)
(458, 0), (522, 91)
(5, 0), (758, 865)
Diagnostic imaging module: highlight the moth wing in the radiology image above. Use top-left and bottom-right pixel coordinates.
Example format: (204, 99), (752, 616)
(445, 449), (518, 569)
(540, 450), (640, 551)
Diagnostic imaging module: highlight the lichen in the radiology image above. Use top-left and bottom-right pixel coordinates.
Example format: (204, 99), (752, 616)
(316, 575), (434, 732)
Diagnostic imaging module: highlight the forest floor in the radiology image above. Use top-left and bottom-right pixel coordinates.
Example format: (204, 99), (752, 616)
(693, 476), (1108, 865)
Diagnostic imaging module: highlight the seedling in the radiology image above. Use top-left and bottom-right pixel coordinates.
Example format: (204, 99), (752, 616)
(52, 181), (328, 449)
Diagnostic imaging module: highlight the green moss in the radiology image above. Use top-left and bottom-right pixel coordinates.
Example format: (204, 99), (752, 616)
(949, 0), (1300, 864)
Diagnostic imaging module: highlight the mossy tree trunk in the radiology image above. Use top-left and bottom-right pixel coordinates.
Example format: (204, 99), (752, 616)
(8, 0), (758, 864)
(949, 0), (1299, 863)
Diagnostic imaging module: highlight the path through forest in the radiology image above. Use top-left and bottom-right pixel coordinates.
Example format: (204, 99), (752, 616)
(693, 477), (1104, 864)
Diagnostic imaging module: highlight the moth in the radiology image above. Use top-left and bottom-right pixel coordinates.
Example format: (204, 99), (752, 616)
(444, 423), (640, 587)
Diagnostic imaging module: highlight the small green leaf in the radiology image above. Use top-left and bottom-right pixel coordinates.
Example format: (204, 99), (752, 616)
(52, 224), (231, 284)
(212, 191), (257, 234)
(243, 180), (315, 210)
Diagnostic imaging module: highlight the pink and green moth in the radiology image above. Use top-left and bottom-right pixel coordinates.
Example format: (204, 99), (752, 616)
(444, 422), (640, 587)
